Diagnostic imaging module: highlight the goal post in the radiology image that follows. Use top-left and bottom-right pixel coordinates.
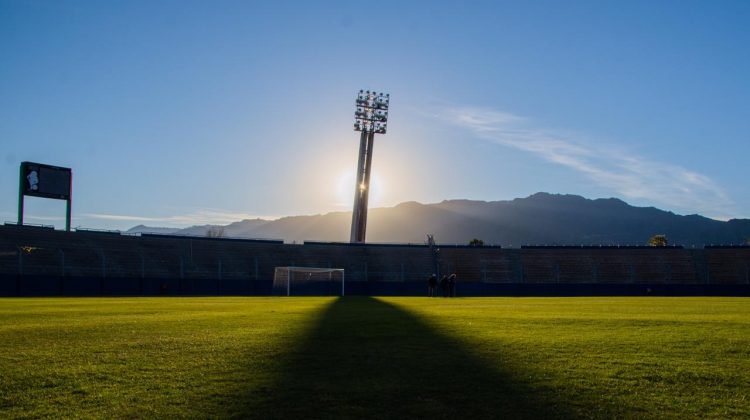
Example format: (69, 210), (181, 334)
(273, 266), (345, 296)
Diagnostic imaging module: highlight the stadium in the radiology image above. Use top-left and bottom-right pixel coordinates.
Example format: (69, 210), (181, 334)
(2, 2), (750, 419)
(1, 223), (749, 297)
(2, 216), (748, 417)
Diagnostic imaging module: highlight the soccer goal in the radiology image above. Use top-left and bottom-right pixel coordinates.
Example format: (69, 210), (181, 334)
(273, 267), (346, 296)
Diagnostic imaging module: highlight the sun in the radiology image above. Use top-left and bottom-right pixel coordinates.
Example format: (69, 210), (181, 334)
(336, 170), (384, 208)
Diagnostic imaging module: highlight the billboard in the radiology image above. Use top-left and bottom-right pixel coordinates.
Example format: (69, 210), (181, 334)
(21, 162), (72, 200)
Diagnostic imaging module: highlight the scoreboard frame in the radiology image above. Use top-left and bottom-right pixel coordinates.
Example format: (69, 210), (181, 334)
(18, 161), (73, 231)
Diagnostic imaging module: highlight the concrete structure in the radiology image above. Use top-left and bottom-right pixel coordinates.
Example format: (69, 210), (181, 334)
(1, 224), (748, 296)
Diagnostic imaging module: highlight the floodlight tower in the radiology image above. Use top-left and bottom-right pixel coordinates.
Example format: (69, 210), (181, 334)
(350, 90), (389, 243)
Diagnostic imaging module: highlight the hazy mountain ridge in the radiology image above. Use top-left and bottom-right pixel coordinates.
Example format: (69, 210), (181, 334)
(126, 225), (182, 235)
(126, 193), (750, 246)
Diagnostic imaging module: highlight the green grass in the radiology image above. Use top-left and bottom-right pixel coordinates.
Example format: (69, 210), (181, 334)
(0, 297), (748, 419)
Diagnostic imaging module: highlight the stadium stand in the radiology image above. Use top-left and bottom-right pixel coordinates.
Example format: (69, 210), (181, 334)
(705, 246), (750, 285)
(0, 224), (748, 296)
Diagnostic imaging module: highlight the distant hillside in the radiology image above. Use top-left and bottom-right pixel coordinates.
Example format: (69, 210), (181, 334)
(129, 193), (750, 246)
(126, 225), (181, 235)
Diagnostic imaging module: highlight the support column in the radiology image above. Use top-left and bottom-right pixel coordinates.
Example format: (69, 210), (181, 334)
(18, 164), (24, 225)
(357, 131), (375, 242)
(65, 199), (72, 232)
(350, 130), (371, 243)
(65, 170), (73, 231)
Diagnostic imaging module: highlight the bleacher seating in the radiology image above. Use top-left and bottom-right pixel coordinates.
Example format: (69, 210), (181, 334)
(705, 247), (750, 285)
(1, 224), (749, 295)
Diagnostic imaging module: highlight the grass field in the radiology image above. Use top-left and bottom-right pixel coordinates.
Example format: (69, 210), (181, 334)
(0, 297), (748, 419)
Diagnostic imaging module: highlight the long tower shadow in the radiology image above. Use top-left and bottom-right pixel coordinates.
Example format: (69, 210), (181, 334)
(238, 297), (584, 419)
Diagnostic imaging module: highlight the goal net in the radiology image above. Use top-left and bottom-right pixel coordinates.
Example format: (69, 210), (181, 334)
(273, 267), (346, 296)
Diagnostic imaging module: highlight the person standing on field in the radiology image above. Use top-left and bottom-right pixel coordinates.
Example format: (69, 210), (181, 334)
(448, 273), (457, 297)
(427, 274), (437, 297)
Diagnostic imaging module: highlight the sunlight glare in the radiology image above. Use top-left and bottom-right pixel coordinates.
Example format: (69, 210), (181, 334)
(336, 170), (384, 208)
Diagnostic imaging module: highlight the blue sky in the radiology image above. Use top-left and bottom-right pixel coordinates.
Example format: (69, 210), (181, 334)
(1, 0), (749, 230)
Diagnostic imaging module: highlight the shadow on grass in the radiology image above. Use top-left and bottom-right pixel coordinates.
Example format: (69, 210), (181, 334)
(235, 297), (582, 419)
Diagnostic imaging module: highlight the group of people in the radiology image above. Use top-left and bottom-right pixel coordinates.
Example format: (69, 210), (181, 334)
(427, 273), (457, 297)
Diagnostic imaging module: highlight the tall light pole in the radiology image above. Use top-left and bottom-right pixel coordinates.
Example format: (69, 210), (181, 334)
(350, 90), (389, 243)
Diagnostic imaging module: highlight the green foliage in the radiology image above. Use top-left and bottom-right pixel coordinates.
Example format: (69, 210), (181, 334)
(0, 297), (748, 418)
(468, 238), (484, 246)
(648, 234), (669, 246)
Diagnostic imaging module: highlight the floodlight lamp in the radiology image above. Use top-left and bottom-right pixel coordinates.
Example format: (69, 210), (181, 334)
(353, 89), (390, 132)
(375, 109), (388, 120)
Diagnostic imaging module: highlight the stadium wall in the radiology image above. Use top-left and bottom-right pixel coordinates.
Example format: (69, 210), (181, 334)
(1, 224), (748, 296)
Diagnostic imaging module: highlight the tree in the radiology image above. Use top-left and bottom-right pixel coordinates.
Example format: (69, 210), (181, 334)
(468, 238), (484, 247)
(206, 226), (225, 238)
(648, 234), (668, 247)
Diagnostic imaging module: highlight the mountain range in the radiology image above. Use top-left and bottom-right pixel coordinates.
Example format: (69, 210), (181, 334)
(126, 193), (750, 246)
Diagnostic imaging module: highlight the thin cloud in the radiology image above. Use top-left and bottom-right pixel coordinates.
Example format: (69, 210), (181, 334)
(0, 213), (66, 222)
(83, 214), (163, 222)
(442, 106), (735, 218)
(83, 208), (277, 226)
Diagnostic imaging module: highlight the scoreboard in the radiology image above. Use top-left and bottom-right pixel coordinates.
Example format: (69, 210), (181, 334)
(18, 161), (73, 230)
(21, 162), (72, 200)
